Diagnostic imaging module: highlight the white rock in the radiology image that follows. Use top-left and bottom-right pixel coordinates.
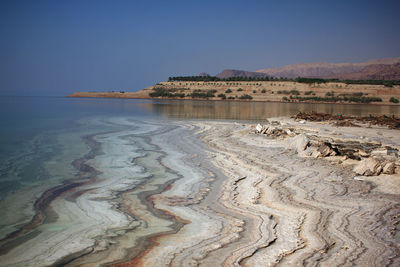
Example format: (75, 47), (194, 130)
(285, 134), (309, 153)
(299, 120), (306, 124)
(255, 124), (263, 133)
(261, 126), (269, 134)
(266, 126), (276, 135)
(382, 162), (396, 174)
(354, 157), (382, 176)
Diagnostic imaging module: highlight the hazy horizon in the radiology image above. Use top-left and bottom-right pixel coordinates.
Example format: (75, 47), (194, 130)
(1, 0), (399, 96)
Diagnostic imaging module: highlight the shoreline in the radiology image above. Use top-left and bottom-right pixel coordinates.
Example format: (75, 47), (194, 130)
(66, 94), (400, 106)
(0, 116), (399, 266)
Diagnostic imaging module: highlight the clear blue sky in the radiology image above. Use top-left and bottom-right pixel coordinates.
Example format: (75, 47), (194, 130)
(0, 0), (399, 96)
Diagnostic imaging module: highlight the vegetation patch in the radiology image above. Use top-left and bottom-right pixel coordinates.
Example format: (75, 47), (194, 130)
(292, 96), (382, 103)
(225, 89), (232, 93)
(277, 89), (300, 95)
(239, 94), (253, 100)
(325, 91), (335, 97)
(390, 97), (399, 103)
(218, 93), (226, 100)
(189, 89), (217, 98)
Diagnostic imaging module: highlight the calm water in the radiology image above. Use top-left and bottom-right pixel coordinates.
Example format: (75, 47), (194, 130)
(0, 96), (399, 260)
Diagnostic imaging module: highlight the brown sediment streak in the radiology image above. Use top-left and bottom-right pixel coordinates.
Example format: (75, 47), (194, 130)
(113, 235), (163, 267)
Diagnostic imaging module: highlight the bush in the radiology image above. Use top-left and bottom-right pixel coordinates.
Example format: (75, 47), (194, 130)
(290, 89), (300, 95)
(293, 95), (382, 103)
(326, 91), (335, 97)
(228, 96), (235, 99)
(237, 88), (243, 92)
(261, 89), (266, 93)
(225, 89), (232, 93)
(239, 94), (253, 100)
(282, 96), (288, 101)
(277, 89), (299, 95)
(384, 81), (394, 87)
(253, 90), (257, 93)
(390, 97), (399, 103)
(304, 91), (314, 95)
(189, 89), (216, 98)
(218, 93), (226, 100)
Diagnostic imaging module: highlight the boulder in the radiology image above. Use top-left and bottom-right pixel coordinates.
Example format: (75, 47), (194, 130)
(354, 157), (382, 176)
(371, 148), (397, 161)
(317, 144), (333, 157)
(382, 161), (396, 174)
(255, 124), (263, 133)
(265, 126), (276, 135)
(261, 126), (269, 134)
(285, 134), (309, 153)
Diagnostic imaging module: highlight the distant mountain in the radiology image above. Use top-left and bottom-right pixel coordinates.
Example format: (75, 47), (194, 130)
(324, 63), (400, 80)
(215, 57), (400, 80)
(256, 58), (400, 79)
(216, 69), (268, 79)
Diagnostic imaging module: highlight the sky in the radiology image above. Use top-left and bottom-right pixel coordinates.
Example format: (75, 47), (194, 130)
(0, 0), (399, 96)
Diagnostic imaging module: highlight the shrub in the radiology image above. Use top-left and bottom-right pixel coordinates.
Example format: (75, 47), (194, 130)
(293, 96), (382, 103)
(304, 91), (314, 95)
(225, 89), (232, 93)
(261, 89), (266, 93)
(239, 94), (253, 100)
(253, 90), (257, 93)
(218, 93), (226, 100)
(228, 96), (235, 99)
(290, 89), (300, 95)
(282, 96), (288, 101)
(326, 91), (335, 97)
(390, 97), (399, 103)
(384, 81), (394, 87)
(277, 90), (299, 95)
(189, 89), (216, 98)
(237, 88), (243, 91)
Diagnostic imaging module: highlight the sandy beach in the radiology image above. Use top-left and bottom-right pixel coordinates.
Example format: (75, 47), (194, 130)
(0, 116), (399, 266)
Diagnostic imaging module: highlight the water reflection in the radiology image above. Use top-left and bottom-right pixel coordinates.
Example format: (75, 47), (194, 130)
(140, 100), (400, 120)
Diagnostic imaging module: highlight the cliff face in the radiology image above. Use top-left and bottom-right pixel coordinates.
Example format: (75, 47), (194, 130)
(327, 63), (400, 80)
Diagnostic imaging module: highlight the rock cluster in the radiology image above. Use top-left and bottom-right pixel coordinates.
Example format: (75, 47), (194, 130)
(255, 121), (399, 177)
(353, 148), (398, 176)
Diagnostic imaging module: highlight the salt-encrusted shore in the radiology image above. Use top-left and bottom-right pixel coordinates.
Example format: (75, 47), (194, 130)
(186, 118), (400, 266)
(108, 118), (400, 266)
(0, 117), (399, 266)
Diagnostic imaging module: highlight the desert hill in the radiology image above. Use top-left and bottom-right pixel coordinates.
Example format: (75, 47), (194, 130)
(215, 57), (400, 80)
